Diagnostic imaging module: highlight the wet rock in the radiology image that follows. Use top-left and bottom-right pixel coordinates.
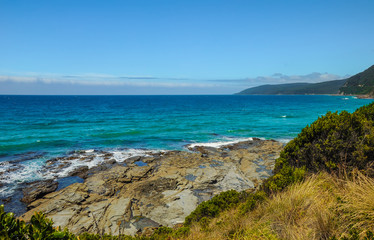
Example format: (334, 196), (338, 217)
(126, 156), (142, 163)
(106, 159), (117, 165)
(69, 166), (89, 179)
(1, 197), (12, 203)
(21, 180), (58, 204)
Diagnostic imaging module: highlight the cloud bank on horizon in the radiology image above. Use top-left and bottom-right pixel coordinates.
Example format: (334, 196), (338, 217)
(0, 72), (348, 95)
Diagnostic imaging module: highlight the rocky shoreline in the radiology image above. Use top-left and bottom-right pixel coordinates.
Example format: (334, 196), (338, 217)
(19, 138), (283, 236)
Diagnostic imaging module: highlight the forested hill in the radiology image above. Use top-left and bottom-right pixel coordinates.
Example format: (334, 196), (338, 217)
(339, 65), (374, 97)
(235, 79), (346, 95)
(236, 65), (374, 96)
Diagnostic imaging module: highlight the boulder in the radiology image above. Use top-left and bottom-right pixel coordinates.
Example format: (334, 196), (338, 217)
(21, 180), (58, 205)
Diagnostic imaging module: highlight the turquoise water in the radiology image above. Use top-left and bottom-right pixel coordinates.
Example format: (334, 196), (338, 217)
(0, 95), (372, 198)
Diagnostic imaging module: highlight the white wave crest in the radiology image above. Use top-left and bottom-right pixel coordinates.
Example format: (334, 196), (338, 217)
(0, 148), (165, 197)
(186, 137), (254, 149)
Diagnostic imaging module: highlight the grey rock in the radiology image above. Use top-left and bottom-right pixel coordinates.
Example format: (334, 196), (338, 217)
(21, 180), (58, 205)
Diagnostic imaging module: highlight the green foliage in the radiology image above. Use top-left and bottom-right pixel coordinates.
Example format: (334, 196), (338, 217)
(184, 189), (270, 227)
(184, 189), (243, 226)
(239, 191), (267, 215)
(145, 226), (189, 240)
(263, 165), (306, 193)
(0, 204), (76, 239)
(78, 233), (139, 240)
(263, 103), (374, 193)
(236, 80), (346, 95)
(148, 226), (173, 240)
(340, 65), (374, 96)
(238, 65), (374, 96)
(330, 229), (374, 240)
(0, 204), (26, 239)
(172, 226), (190, 238)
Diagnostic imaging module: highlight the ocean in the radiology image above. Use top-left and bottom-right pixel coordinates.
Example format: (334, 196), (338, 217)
(0, 95), (372, 202)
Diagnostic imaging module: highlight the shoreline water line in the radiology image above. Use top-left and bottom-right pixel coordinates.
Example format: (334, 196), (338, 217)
(17, 137), (285, 234)
(0, 137), (286, 216)
(0, 137), (290, 198)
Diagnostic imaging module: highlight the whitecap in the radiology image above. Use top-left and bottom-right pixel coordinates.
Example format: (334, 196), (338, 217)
(0, 148), (166, 196)
(186, 137), (254, 149)
(276, 138), (292, 144)
(110, 149), (161, 162)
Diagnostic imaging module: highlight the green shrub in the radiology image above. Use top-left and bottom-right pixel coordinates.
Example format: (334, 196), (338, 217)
(263, 102), (374, 193)
(78, 233), (140, 240)
(0, 205), (26, 239)
(148, 226), (173, 240)
(172, 226), (190, 238)
(184, 189), (243, 226)
(0, 204), (76, 239)
(279, 107), (374, 175)
(239, 190), (267, 215)
(330, 229), (374, 240)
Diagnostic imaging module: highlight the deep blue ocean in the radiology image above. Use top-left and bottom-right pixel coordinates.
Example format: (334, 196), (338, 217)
(0, 95), (372, 198)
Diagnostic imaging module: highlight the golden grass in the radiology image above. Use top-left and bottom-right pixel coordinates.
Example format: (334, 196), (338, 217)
(174, 172), (374, 240)
(337, 170), (374, 234)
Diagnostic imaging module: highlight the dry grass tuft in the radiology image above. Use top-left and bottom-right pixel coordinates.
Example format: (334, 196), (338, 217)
(251, 173), (338, 240)
(337, 170), (374, 236)
(174, 172), (374, 240)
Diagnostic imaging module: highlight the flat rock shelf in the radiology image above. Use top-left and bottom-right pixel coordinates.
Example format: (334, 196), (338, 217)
(20, 138), (284, 236)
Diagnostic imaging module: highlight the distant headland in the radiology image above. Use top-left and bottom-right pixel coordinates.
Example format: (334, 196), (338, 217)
(236, 65), (374, 98)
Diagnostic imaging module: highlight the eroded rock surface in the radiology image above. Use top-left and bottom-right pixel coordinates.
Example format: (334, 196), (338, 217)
(21, 139), (283, 236)
(21, 180), (58, 204)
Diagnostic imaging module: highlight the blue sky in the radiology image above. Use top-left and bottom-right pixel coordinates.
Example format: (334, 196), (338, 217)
(0, 0), (373, 94)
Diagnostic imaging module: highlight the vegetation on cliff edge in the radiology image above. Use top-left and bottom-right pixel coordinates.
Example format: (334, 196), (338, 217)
(340, 65), (374, 97)
(236, 64), (374, 97)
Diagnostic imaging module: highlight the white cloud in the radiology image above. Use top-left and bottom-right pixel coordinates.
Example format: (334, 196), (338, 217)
(208, 72), (347, 87)
(0, 74), (218, 88)
(0, 71), (349, 95)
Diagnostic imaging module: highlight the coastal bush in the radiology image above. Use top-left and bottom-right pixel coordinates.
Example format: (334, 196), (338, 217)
(78, 233), (140, 239)
(0, 204), (75, 239)
(238, 190), (267, 215)
(184, 189), (243, 226)
(264, 102), (374, 192)
(184, 189), (269, 227)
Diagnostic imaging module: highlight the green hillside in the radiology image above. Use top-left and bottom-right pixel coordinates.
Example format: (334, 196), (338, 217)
(236, 65), (374, 96)
(236, 79), (346, 95)
(339, 65), (374, 97)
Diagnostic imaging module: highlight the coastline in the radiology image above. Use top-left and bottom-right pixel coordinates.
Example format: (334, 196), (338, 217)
(236, 93), (374, 99)
(17, 138), (284, 236)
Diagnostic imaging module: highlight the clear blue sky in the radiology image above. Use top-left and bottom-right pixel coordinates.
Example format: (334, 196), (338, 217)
(0, 0), (373, 94)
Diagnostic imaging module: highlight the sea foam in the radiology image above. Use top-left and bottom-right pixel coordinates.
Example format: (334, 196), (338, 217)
(0, 148), (164, 197)
(186, 137), (254, 149)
